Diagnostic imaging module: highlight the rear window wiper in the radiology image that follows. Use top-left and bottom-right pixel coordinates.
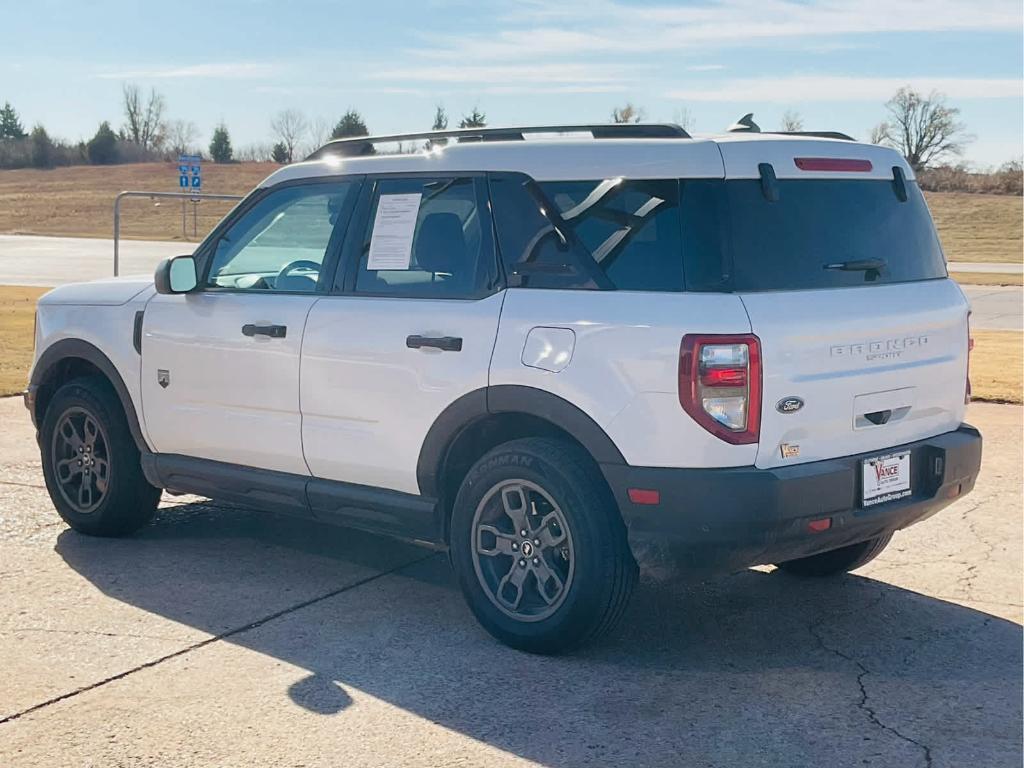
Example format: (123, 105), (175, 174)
(824, 258), (887, 272)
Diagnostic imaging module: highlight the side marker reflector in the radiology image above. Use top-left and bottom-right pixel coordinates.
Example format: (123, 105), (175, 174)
(628, 488), (661, 505)
(807, 518), (832, 533)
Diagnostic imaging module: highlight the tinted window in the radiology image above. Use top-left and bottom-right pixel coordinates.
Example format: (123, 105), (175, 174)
(354, 177), (495, 298)
(724, 179), (946, 291)
(205, 182), (357, 291)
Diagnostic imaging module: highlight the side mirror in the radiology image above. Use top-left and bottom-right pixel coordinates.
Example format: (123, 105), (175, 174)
(154, 255), (198, 295)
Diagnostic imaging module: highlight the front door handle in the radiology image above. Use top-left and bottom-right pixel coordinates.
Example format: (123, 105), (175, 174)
(406, 335), (463, 352)
(242, 323), (287, 338)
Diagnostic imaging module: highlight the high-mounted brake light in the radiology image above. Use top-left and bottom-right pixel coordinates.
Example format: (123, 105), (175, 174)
(794, 157), (872, 172)
(679, 334), (762, 445)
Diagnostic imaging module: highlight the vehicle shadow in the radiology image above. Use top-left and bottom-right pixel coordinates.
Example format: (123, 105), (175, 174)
(55, 499), (1023, 767)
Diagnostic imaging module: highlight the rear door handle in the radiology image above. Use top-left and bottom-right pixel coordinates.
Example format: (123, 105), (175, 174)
(406, 335), (463, 352)
(242, 323), (287, 338)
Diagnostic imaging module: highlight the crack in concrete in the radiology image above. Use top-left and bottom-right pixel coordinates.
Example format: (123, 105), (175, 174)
(0, 552), (437, 727)
(956, 500), (996, 602)
(808, 592), (934, 768)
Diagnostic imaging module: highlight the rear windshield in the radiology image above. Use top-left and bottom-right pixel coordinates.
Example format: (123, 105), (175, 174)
(496, 176), (946, 293)
(721, 179), (947, 292)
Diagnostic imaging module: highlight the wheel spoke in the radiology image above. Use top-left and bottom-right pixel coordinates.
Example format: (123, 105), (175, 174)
(500, 484), (530, 533)
(536, 512), (566, 548)
(59, 418), (83, 452)
(56, 457), (81, 483)
(83, 417), (99, 448)
(531, 557), (565, 605)
(476, 524), (518, 557)
(495, 560), (528, 611)
(77, 479), (93, 508)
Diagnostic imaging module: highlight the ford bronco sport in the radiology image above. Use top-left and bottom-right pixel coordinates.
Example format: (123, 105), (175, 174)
(26, 123), (983, 653)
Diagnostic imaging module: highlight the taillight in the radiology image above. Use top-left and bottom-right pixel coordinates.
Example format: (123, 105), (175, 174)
(679, 334), (761, 445)
(965, 312), (973, 404)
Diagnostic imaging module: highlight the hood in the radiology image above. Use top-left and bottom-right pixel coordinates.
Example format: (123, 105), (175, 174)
(38, 275), (155, 306)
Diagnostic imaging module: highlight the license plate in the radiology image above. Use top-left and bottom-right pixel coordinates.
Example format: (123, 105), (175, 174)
(861, 451), (912, 507)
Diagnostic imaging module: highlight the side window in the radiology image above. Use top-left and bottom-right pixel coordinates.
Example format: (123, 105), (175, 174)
(354, 176), (496, 298)
(204, 181), (358, 292)
(539, 179), (683, 292)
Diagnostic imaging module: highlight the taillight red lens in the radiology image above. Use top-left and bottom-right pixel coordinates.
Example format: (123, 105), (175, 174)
(679, 334), (762, 445)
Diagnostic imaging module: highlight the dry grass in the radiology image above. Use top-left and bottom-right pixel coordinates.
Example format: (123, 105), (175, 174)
(971, 330), (1024, 405)
(952, 272), (1023, 287)
(0, 162), (276, 243)
(0, 286), (47, 396)
(925, 192), (1023, 264)
(0, 166), (1021, 264)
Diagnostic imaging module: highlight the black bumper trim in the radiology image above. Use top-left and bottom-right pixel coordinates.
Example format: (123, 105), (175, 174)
(601, 424), (982, 573)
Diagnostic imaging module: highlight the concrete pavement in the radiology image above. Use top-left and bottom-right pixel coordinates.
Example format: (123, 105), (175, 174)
(948, 262), (1023, 274)
(0, 396), (1020, 767)
(961, 285), (1024, 331)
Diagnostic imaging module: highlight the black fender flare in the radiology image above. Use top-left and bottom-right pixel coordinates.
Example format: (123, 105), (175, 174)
(30, 338), (149, 451)
(416, 384), (626, 498)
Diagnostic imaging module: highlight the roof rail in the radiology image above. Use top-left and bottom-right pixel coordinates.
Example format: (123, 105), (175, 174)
(768, 130), (856, 141)
(306, 123), (691, 160)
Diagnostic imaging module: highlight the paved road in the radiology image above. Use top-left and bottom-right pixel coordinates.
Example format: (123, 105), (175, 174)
(0, 234), (184, 286)
(0, 234), (1020, 330)
(0, 396), (1020, 767)
(948, 261), (1023, 274)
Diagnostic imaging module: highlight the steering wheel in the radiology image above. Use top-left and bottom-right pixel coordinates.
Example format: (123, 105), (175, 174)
(275, 259), (321, 287)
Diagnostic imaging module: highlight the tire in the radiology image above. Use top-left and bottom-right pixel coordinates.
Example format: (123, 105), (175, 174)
(40, 376), (160, 537)
(775, 533), (893, 577)
(449, 437), (637, 654)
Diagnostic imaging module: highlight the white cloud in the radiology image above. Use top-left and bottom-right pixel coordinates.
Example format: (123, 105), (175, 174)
(666, 75), (1023, 102)
(95, 62), (278, 80)
(686, 64), (725, 72)
(408, 0), (1021, 61)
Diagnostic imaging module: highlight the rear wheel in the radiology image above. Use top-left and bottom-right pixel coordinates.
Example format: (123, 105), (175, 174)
(40, 377), (160, 536)
(449, 438), (637, 654)
(776, 533), (893, 577)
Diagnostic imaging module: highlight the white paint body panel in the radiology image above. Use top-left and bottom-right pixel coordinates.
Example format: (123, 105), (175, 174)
(300, 293), (504, 495)
(713, 135), (914, 180)
(743, 279), (968, 470)
(32, 282), (157, 448)
(490, 289), (756, 468)
(140, 291), (317, 475)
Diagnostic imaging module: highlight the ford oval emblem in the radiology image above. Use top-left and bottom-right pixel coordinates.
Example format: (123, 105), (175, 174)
(776, 396), (804, 414)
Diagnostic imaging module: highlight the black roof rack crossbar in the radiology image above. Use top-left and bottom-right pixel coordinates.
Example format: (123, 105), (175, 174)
(307, 123), (691, 160)
(768, 131), (855, 141)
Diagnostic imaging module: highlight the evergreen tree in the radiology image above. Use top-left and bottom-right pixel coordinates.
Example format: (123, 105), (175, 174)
(331, 109), (368, 139)
(30, 125), (54, 168)
(459, 107), (486, 128)
(209, 123), (233, 163)
(0, 102), (26, 139)
(271, 141), (289, 164)
(86, 121), (118, 164)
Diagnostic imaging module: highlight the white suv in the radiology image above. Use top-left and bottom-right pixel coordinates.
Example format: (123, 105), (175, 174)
(26, 124), (982, 653)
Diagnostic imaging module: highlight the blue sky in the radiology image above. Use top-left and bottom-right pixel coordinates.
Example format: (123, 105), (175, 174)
(1, 0), (1021, 165)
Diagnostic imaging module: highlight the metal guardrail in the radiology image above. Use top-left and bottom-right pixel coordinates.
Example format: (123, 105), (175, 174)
(113, 191), (244, 276)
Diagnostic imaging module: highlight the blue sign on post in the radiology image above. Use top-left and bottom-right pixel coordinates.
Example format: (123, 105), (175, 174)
(178, 154), (202, 191)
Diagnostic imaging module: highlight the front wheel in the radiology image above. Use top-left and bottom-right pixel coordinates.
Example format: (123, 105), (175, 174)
(40, 377), (160, 536)
(775, 533), (893, 577)
(449, 438), (637, 654)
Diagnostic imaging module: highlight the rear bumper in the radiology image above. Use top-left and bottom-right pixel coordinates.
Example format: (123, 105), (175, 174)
(601, 424), (982, 574)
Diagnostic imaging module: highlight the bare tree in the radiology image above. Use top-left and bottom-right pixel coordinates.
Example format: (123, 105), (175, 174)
(780, 110), (804, 132)
(166, 120), (199, 155)
(672, 107), (694, 132)
(270, 109), (309, 163)
(868, 122), (888, 145)
(308, 116), (332, 152)
(122, 84), (166, 153)
(611, 103), (644, 123)
(874, 87), (971, 171)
